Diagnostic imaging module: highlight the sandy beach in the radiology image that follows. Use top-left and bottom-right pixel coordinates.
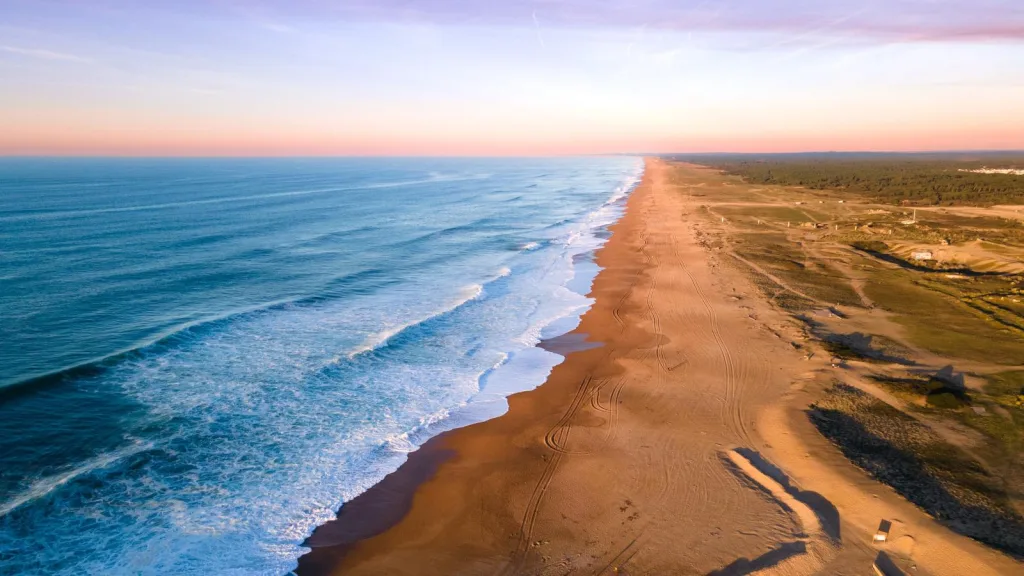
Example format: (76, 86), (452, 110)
(297, 158), (1022, 575)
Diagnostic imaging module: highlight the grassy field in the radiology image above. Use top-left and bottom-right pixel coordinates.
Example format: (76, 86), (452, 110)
(730, 231), (863, 309)
(864, 270), (1024, 364)
(670, 158), (1024, 556)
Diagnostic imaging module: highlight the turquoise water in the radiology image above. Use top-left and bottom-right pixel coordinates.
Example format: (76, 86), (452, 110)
(0, 157), (642, 574)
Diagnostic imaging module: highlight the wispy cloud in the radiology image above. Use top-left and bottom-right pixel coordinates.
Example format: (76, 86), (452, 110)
(531, 11), (545, 49)
(1, 45), (92, 63)
(275, 0), (1024, 43)
(15, 1), (1019, 44)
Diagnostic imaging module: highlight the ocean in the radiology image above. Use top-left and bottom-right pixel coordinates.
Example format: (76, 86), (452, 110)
(0, 156), (643, 575)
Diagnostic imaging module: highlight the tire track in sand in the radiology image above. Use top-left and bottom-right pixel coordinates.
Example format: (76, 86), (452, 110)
(518, 368), (635, 572)
(676, 238), (750, 443)
(606, 227), (647, 330)
(542, 375), (595, 455)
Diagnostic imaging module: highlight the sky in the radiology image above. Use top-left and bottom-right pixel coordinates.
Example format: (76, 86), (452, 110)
(1, 0), (1023, 155)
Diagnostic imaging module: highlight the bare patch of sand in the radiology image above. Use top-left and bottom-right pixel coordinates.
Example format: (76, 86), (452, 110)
(886, 240), (1024, 274)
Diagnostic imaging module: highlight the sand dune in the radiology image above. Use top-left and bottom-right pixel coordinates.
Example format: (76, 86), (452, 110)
(719, 448), (838, 575)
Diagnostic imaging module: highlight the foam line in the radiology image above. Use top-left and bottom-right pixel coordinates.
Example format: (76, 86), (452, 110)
(0, 441), (152, 518)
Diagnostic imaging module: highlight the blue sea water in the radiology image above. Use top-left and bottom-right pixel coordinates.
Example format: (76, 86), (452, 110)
(0, 157), (643, 575)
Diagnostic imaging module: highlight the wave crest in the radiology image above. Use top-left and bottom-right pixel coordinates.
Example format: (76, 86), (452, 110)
(0, 441), (152, 518)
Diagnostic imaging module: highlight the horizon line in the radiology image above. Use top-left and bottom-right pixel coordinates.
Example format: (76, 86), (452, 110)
(3, 149), (1024, 160)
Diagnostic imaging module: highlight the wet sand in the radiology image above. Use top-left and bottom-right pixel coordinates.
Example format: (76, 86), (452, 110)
(296, 158), (1021, 575)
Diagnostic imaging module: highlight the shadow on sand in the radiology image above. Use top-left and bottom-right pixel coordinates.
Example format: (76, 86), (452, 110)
(709, 448), (841, 575)
(733, 448), (841, 542)
(707, 541), (808, 576)
(809, 391), (1024, 558)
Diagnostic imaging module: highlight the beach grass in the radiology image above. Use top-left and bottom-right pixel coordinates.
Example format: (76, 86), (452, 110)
(865, 271), (1024, 365)
(810, 383), (1024, 557)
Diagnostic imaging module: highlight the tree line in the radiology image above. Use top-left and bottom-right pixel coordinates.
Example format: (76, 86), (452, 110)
(664, 154), (1024, 206)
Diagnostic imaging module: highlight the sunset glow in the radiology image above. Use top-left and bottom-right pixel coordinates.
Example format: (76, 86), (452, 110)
(2, 0), (1023, 155)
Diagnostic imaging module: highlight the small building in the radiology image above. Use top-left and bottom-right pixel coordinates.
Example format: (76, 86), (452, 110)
(874, 519), (892, 543)
(911, 250), (933, 261)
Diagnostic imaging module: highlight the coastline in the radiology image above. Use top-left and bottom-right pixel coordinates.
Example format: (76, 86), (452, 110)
(292, 165), (643, 574)
(0, 157), (651, 575)
(295, 158), (1022, 575)
(296, 158), (798, 574)
(291, 161), (642, 574)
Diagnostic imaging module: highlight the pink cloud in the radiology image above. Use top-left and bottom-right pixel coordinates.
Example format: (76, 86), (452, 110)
(278, 0), (1024, 43)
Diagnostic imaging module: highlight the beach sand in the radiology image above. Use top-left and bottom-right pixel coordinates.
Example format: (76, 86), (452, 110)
(297, 159), (1021, 575)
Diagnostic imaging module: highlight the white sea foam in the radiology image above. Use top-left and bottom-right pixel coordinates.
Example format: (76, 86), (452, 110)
(287, 158), (645, 572)
(345, 265), (516, 360)
(0, 156), (645, 576)
(346, 283), (485, 359)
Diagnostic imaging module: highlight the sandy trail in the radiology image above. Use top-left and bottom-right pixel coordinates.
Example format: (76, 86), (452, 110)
(721, 448), (841, 576)
(296, 159), (1021, 576)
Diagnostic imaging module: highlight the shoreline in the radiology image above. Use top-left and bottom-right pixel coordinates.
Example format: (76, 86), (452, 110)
(295, 158), (1022, 575)
(292, 326), (609, 573)
(296, 157), (799, 574)
(293, 283), (616, 574)
(293, 167), (641, 573)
